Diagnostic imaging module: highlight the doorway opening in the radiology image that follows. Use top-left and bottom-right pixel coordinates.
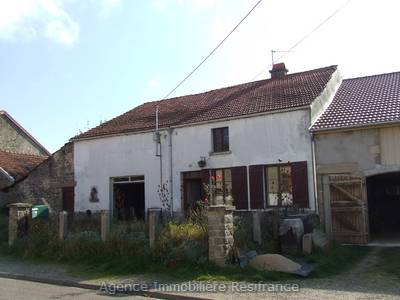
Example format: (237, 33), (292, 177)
(183, 171), (204, 215)
(112, 176), (145, 221)
(62, 186), (75, 224)
(367, 172), (400, 242)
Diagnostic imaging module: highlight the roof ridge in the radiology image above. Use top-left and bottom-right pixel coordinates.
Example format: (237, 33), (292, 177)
(0, 110), (50, 156)
(343, 70), (400, 81)
(0, 149), (48, 158)
(141, 65), (338, 105)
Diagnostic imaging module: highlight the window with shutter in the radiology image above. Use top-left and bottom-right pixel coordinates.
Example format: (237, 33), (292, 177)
(210, 166), (247, 209)
(231, 166), (248, 209)
(264, 164), (294, 207)
(249, 165), (264, 209)
(291, 161), (309, 208)
(212, 127), (229, 152)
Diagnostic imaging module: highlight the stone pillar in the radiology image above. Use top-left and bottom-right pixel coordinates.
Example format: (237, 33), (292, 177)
(252, 211), (262, 245)
(101, 211), (110, 242)
(59, 211), (68, 240)
(8, 203), (32, 246)
(207, 205), (234, 267)
(148, 208), (161, 248)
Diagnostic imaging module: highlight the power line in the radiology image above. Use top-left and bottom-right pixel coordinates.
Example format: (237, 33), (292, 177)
(163, 0), (263, 100)
(250, 0), (352, 81)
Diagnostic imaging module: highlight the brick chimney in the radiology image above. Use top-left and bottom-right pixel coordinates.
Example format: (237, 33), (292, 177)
(269, 63), (288, 79)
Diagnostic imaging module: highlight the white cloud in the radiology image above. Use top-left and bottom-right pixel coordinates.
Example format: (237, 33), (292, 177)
(152, 0), (168, 11)
(148, 74), (160, 88)
(0, 0), (79, 45)
(177, 0), (215, 9)
(153, 0), (216, 11)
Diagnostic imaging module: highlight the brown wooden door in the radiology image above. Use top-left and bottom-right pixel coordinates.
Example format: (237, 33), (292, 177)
(62, 187), (75, 222)
(327, 175), (369, 244)
(183, 179), (202, 213)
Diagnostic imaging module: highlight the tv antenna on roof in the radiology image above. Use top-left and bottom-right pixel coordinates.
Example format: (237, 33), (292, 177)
(271, 50), (295, 65)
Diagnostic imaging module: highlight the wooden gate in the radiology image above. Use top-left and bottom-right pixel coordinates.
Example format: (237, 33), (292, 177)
(324, 175), (369, 244)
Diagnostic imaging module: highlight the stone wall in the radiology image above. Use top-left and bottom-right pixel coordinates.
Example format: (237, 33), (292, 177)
(0, 143), (74, 212)
(0, 115), (47, 156)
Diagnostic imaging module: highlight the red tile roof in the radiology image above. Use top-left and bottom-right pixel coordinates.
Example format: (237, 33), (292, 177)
(0, 150), (47, 181)
(311, 72), (400, 131)
(75, 65), (337, 139)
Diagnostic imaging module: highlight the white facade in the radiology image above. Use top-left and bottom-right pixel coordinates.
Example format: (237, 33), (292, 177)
(74, 108), (316, 213)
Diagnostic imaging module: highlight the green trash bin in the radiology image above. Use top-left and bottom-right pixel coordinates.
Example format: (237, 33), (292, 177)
(32, 205), (49, 220)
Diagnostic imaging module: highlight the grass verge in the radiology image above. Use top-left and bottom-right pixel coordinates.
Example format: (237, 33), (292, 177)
(374, 248), (400, 279)
(0, 207), (371, 283)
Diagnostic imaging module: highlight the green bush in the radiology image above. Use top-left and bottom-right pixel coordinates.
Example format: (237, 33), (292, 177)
(155, 222), (208, 267)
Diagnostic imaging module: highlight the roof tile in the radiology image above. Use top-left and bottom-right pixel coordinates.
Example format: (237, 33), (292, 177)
(312, 72), (400, 131)
(0, 150), (47, 181)
(76, 65), (337, 139)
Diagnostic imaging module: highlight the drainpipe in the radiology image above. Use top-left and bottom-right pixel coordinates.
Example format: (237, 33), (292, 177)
(155, 106), (162, 185)
(168, 128), (174, 216)
(311, 132), (319, 214)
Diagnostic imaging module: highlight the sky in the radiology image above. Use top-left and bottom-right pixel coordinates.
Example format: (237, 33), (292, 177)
(1, 0), (400, 153)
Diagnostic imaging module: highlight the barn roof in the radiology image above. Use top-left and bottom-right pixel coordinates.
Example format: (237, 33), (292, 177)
(311, 71), (400, 131)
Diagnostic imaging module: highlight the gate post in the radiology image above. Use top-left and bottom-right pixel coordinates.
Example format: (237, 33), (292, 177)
(322, 175), (332, 239)
(252, 210), (262, 244)
(207, 205), (234, 266)
(148, 208), (161, 248)
(101, 210), (110, 242)
(7, 203), (32, 246)
(59, 211), (68, 240)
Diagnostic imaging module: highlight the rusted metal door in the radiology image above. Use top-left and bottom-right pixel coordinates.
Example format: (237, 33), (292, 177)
(325, 175), (369, 244)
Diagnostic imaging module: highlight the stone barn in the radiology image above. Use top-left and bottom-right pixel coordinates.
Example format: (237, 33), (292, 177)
(311, 72), (400, 244)
(0, 111), (73, 214)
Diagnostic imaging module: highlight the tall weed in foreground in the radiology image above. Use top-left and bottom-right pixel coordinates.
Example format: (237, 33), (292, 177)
(154, 221), (208, 267)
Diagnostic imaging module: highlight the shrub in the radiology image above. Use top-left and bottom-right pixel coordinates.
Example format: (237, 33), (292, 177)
(69, 214), (101, 234)
(155, 222), (208, 267)
(60, 231), (103, 261)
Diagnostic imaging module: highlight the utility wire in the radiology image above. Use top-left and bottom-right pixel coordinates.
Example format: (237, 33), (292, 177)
(250, 0), (352, 81)
(163, 0), (263, 99)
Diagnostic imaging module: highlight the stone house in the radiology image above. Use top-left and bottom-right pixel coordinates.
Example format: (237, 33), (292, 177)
(311, 72), (400, 244)
(2, 143), (74, 213)
(0, 111), (74, 214)
(72, 64), (341, 220)
(0, 110), (49, 195)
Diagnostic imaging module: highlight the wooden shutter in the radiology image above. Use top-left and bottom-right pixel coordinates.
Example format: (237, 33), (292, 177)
(231, 166), (248, 209)
(249, 165), (264, 209)
(291, 161), (309, 208)
(200, 169), (210, 200)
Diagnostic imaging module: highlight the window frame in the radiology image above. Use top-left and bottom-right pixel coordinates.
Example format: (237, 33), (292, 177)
(212, 127), (229, 153)
(210, 168), (232, 204)
(264, 163), (293, 207)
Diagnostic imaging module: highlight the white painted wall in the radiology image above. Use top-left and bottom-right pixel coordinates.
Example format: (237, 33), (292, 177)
(74, 108), (316, 213)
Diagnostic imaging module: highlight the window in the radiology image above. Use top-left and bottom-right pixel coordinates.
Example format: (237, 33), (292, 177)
(212, 127), (229, 152)
(265, 165), (293, 206)
(211, 168), (232, 204)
